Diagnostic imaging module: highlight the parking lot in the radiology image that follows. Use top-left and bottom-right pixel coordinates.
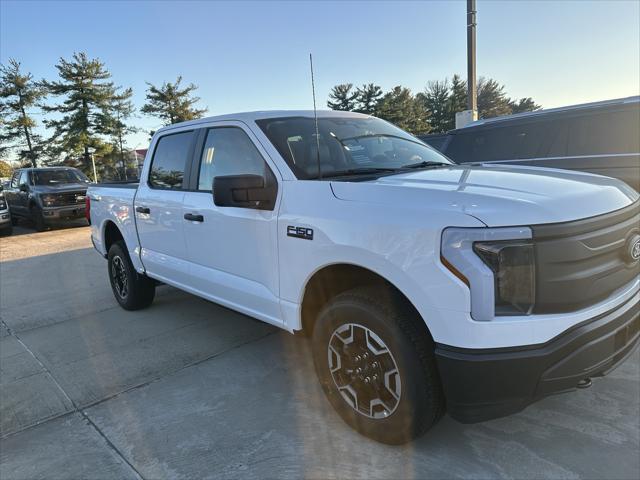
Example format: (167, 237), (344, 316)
(0, 224), (638, 480)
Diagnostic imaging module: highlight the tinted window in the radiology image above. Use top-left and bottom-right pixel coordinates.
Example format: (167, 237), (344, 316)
(149, 131), (193, 189)
(447, 119), (577, 162)
(447, 105), (640, 163)
(446, 127), (522, 162)
(198, 128), (269, 191)
(32, 169), (89, 185)
(567, 108), (640, 156)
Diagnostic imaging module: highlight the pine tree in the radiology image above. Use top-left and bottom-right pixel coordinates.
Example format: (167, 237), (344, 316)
(355, 83), (383, 115)
(141, 76), (207, 125)
(447, 74), (467, 129)
(327, 83), (358, 111)
(417, 80), (450, 133)
(101, 87), (137, 179)
(510, 97), (542, 114)
(477, 77), (513, 119)
(42, 52), (118, 169)
(376, 86), (430, 135)
(0, 59), (47, 167)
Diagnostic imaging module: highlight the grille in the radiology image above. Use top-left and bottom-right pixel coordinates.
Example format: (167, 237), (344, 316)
(532, 201), (640, 313)
(52, 191), (86, 207)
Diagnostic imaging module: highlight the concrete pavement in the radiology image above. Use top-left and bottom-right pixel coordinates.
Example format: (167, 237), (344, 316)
(0, 225), (639, 479)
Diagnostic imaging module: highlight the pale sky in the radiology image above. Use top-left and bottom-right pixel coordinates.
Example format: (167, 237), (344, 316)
(1, 0), (639, 151)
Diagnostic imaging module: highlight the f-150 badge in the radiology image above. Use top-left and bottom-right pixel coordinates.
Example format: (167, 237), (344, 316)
(287, 226), (313, 240)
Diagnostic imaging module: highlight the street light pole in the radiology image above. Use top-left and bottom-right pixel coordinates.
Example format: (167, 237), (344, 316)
(90, 152), (98, 183)
(467, 0), (477, 112)
(456, 0), (479, 128)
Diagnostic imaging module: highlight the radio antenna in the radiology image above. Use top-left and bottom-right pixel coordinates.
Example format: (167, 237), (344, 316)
(309, 53), (322, 179)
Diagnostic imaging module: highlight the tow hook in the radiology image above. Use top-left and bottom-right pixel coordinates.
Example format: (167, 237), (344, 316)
(577, 378), (592, 389)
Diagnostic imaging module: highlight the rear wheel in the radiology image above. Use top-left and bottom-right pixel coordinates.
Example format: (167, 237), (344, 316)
(108, 241), (155, 310)
(311, 286), (444, 444)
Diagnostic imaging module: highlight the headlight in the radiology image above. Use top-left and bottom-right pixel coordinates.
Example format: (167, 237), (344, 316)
(473, 240), (535, 315)
(41, 194), (57, 207)
(0, 198), (6, 210)
(441, 227), (534, 320)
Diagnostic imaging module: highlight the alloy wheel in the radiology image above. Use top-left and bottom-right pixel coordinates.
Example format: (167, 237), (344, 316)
(111, 256), (129, 299)
(327, 323), (401, 419)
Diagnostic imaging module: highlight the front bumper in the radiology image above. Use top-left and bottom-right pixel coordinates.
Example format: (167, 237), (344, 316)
(435, 292), (640, 423)
(0, 211), (10, 226)
(41, 205), (86, 223)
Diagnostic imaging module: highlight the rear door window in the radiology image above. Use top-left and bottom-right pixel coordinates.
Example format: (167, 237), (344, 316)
(149, 131), (194, 189)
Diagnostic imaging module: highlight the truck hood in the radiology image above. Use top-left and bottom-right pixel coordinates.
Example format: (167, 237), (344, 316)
(330, 164), (639, 227)
(31, 182), (89, 193)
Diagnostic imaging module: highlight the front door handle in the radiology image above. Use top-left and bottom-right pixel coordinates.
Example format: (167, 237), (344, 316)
(136, 206), (150, 214)
(184, 213), (204, 222)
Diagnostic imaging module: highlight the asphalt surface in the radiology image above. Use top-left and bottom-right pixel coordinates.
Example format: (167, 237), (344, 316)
(0, 222), (639, 479)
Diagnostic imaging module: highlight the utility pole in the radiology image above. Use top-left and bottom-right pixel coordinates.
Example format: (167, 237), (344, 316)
(456, 0), (479, 128)
(467, 0), (477, 112)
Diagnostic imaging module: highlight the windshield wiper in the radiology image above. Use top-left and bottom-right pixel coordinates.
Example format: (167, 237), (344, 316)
(400, 160), (451, 170)
(315, 167), (400, 179)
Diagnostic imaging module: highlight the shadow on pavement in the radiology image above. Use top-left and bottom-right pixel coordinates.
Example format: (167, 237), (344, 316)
(1, 245), (638, 479)
(8, 217), (89, 237)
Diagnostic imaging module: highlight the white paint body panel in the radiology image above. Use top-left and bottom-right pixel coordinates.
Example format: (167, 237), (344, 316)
(88, 110), (639, 350)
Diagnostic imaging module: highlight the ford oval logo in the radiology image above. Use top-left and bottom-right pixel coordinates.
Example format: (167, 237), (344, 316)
(628, 235), (640, 262)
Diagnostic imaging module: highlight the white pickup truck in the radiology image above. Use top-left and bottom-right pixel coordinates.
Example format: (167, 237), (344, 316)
(88, 110), (640, 444)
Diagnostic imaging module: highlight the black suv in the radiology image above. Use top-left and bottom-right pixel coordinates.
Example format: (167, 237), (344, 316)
(420, 96), (640, 192)
(5, 167), (90, 230)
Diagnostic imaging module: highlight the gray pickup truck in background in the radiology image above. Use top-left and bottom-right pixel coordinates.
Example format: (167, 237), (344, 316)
(4, 167), (90, 231)
(420, 96), (640, 192)
(0, 185), (11, 236)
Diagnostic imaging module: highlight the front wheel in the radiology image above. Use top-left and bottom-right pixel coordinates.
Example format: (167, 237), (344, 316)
(311, 287), (444, 444)
(108, 241), (156, 310)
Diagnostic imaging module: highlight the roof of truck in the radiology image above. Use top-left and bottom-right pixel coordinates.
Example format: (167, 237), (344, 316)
(157, 109), (370, 134)
(17, 166), (79, 171)
(459, 95), (639, 130)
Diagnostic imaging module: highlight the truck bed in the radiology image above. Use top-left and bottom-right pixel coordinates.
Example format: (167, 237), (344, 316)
(88, 183), (140, 263)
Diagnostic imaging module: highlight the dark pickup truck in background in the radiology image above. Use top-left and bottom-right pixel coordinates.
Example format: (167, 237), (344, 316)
(4, 167), (91, 231)
(420, 96), (640, 192)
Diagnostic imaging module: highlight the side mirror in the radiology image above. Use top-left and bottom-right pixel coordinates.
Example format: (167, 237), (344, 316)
(19, 183), (28, 192)
(213, 174), (276, 210)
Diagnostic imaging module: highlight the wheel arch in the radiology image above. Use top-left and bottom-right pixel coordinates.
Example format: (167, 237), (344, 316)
(299, 262), (433, 341)
(102, 219), (125, 253)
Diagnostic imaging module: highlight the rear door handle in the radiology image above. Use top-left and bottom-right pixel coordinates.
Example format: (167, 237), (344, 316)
(136, 206), (150, 214)
(184, 213), (204, 222)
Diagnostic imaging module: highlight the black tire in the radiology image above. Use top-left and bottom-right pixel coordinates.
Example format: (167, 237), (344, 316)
(0, 224), (12, 236)
(30, 205), (46, 232)
(107, 241), (155, 310)
(311, 286), (444, 444)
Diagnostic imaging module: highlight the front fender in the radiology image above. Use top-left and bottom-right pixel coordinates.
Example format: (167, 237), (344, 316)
(276, 181), (483, 342)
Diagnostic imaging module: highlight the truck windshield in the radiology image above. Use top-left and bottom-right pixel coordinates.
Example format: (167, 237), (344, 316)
(256, 116), (452, 180)
(32, 169), (90, 185)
